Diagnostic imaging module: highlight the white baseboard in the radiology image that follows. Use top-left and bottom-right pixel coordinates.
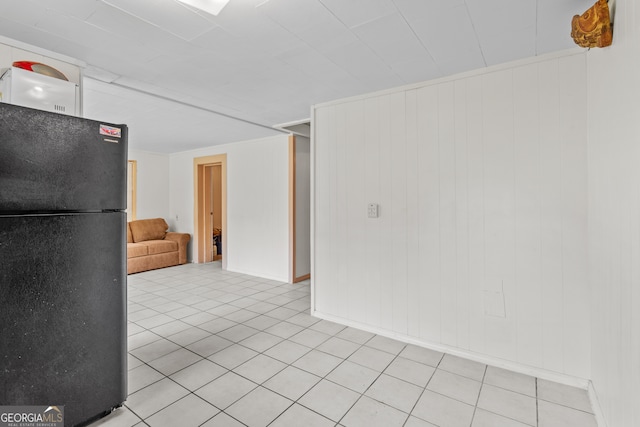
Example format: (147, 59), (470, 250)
(311, 309), (591, 390)
(588, 381), (608, 427)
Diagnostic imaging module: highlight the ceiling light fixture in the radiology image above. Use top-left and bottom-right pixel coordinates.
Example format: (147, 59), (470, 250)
(176, 0), (230, 16)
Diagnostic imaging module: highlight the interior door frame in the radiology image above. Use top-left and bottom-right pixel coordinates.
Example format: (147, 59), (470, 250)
(194, 154), (227, 268)
(289, 135), (311, 283)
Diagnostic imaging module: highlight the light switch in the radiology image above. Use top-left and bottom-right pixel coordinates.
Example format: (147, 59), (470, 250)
(367, 203), (379, 218)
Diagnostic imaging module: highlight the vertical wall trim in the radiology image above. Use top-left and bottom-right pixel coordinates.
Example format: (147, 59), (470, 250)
(588, 381), (609, 427)
(289, 135), (296, 283)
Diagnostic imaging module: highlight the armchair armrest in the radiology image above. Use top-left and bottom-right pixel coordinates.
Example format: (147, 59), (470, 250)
(165, 232), (190, 264)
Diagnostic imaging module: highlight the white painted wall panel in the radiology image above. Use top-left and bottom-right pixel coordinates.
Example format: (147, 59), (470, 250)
(465, 75), (485, 355)
(335, 103), (349, 318)
(481, 69), (516, 362)
(453, 79), (470, 351)
(390, 91), (408, 335)
(314, 106), (337, 314)
(313, 53), (590, 379)
(512, 64), (543, 370)
(226, 139), (289, 281)
(345, 101), (367, 322)
(416, 85), (441, 344)
(405, 90), (421, 339)
(558, 55), (589, 379)
(128, 149), (171, 222)
(168, 135), (290, 282)
(378, 95), (394, 330)
(363, 97), (383, 327)
(588, 0), (640, 426)
(537, 59), (565, 375)
(437, 82), (457, 348)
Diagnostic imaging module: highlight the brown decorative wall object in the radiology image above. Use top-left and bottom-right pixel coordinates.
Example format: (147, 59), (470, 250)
(571, 0), (613, 48)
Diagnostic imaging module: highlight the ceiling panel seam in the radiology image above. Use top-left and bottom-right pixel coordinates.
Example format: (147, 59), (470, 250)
(390, 0), (441, 76)
(108, 81), (288, 134)
(462, 0), (487, 67)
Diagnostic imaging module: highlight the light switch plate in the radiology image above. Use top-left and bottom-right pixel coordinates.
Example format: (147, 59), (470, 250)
(367, 203), (379, 218)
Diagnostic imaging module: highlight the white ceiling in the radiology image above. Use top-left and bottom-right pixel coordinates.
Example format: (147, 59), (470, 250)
(1, 0), (585, 153)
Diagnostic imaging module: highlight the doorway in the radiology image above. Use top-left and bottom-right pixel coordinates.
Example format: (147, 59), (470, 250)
(206, 164), (223, 261)
(194, 154), (227, 268)
(289, 134), (311, 283)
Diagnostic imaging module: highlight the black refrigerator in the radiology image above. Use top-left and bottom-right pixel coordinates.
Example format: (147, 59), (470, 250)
(0, 103), (128, 426)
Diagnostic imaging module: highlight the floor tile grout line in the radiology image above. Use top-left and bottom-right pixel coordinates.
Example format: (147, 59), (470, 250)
(121, 263), (594, 427)
(131, 319), (444, 424)
(123, 375), (193, 424)
(536, 397), (596, 414)
(399, 351), (446, 426)
(127, 270), (329, 422)
(214, 410), (249, 426)
(262, 398), (296, 427)
(328, 341), (413, 425)
(280, 334), (383, 424)
(468, 365), (489, 427)
(127, 320), (323, 417)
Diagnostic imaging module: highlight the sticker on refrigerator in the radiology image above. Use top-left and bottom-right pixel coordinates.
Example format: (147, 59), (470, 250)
(99, 125), (121, 138)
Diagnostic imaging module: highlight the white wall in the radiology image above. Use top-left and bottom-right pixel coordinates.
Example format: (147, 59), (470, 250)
(170, 135), (290, 282)
(313, 51), (591, 381)
(128, 149), (171, 221)
(588, 0), (640, 425)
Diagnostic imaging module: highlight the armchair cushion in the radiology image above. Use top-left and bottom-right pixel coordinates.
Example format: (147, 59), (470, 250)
(129, 218), (168, 242)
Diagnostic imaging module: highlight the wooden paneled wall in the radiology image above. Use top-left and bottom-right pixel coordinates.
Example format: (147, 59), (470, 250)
(313, 53), (590, 379)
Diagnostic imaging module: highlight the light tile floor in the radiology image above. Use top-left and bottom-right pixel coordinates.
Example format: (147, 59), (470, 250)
(90, 262), (597, 427)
